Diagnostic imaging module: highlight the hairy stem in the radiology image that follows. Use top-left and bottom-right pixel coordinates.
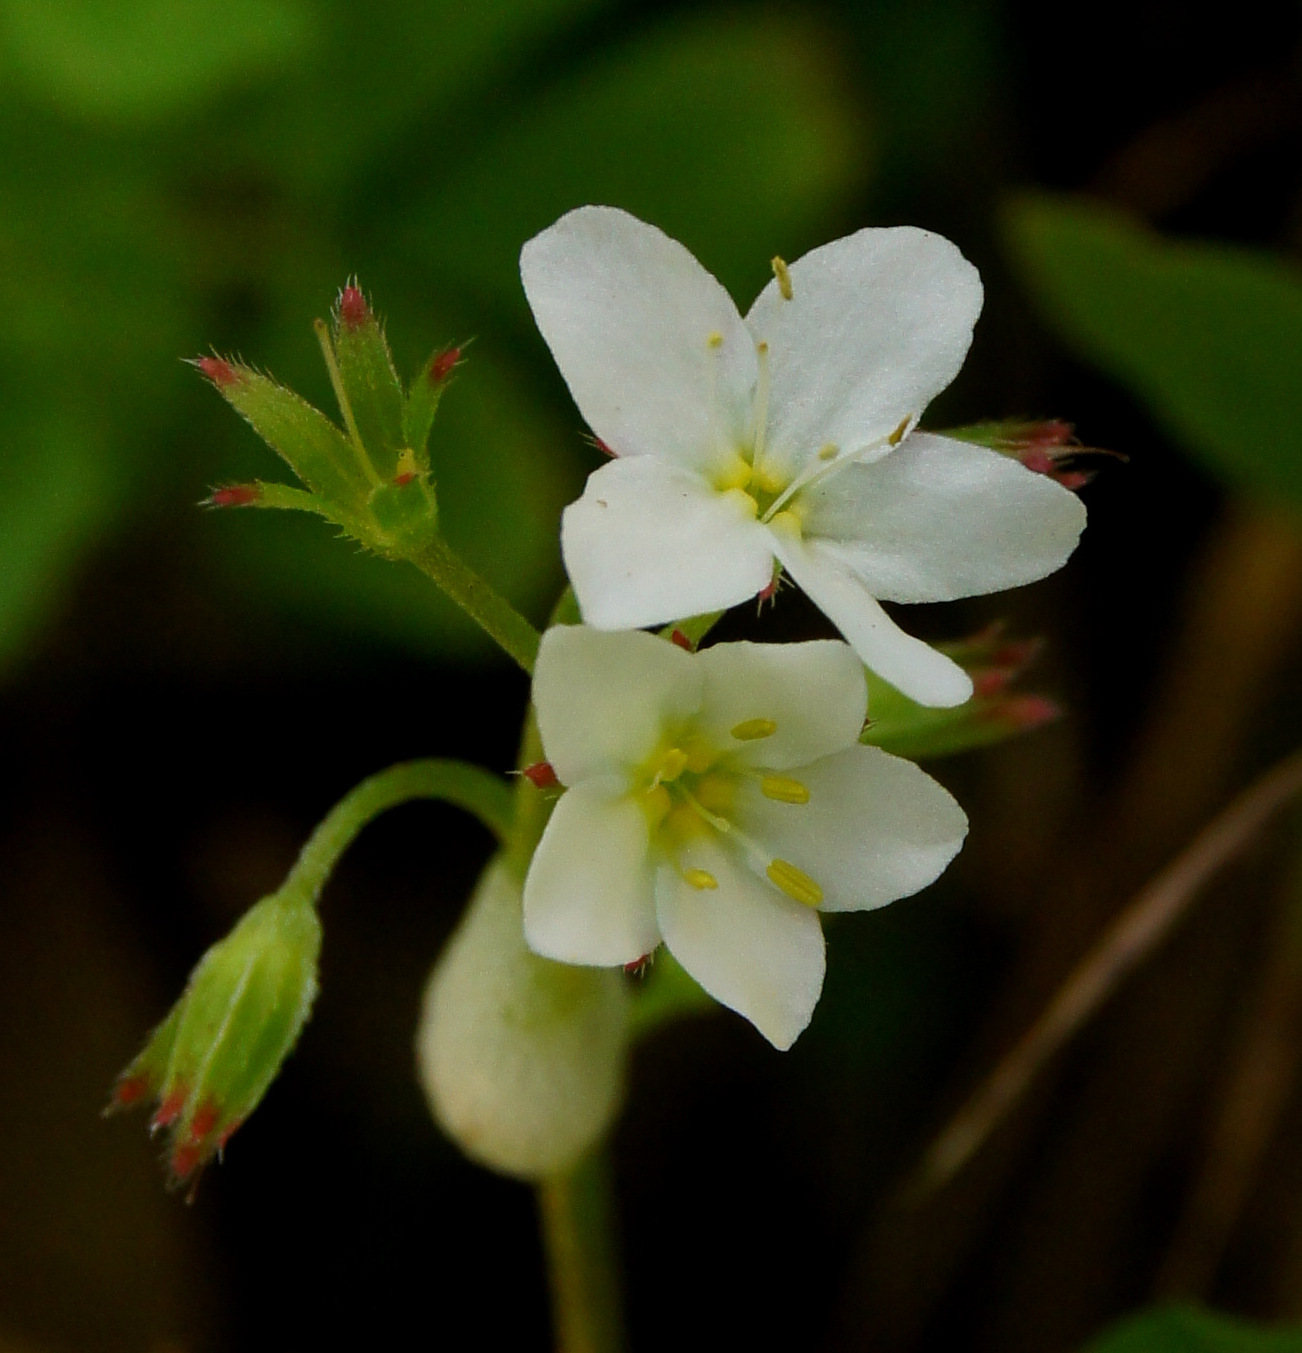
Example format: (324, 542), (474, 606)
(287, 758), (515, 903)
(410, 536), (542, 673)
(538, 1149), (626, 1353)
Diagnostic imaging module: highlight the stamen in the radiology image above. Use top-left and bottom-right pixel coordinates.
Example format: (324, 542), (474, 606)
(888, 415), (912, 446)
(641, 784), (672, 828)
(714, 452), (753, 492)
(707, 331), (723, 349)
(721, 486), (759, 519)
(731, 718), (777, 741)
(760, 775), (810, 804)
(750, 340), (772, 476)
(768, 509), (802, 538)
(817, 442), (839, 461)
(693, 773), (734, 813)
(767, 859), (823, 907)
(771, 256), (793, 300)
(683, 868), (719, 891)
(653, 747), (689, 785)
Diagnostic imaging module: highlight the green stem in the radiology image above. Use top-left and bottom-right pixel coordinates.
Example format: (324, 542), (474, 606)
(410, 536), (541, 673)
(286, 758), (515, 903)
(538, 1149), (626, 1353)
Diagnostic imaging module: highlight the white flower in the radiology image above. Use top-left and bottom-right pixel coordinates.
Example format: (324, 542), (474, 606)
(522, 625), (968, 1049)
(520, 206), (1087, 708)
(416, 857), (627, 1180)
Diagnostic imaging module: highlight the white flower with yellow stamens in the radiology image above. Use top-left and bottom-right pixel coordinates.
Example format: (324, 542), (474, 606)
(520, 206), (1087, 708)
(522, 625), (968, 1049)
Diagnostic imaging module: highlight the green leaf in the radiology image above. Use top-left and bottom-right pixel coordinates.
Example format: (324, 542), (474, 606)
(1082, 1306), (1302, 1353)
(0, 0), (312, 122)
(1003, 193), (1302, 505)
(402, 10), (868, 307)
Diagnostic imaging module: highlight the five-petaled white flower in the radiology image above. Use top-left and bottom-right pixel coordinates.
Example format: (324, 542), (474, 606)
(521, 207), (1087, 708)
(522, 625), (968, 1049)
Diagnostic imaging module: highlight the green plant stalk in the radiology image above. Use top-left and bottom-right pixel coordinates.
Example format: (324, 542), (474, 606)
(538, 1150), (627, 1353)
(410, 536), (541, 673)
(288, 758), (515, 902)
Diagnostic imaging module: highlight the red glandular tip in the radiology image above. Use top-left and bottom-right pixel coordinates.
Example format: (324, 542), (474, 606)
(522, 761), (559, 789)
(972, 668), (1013, 700)
(151, 1089), (186, 1132)
(196, 356), (241, 388)
(593, 437), (616, 458)
(339, 284), (370, 330)
(169, 1141), (203, 1184)
(429, 347), (460, 384)
(992, 694), (1061, 731)
(393, 471), (416, 487)
(670, 629), (693, 651)
(208, 484), (261, 508)
(188, 1101), (220, 1143)
(111, 1074), (150, 1109)
(624, 951), (656, 978)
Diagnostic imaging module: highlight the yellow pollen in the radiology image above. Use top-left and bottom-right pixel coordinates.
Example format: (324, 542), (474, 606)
(768, 509), (803, 538)
(721, 486), (759, 519)
(888, 416), (912, 446)
(684, 868), (719, 891)
(707, 330), (723, 349)
(693, 773), (735, 813)
(767, 859), (823, 907)
(714, 453), (752, 492)
(817, 442), (839, 461)
(771, 256), (793, 300)
(730, 717), (777, 741)
(641, 783), (672, 828)
(761, 775), (810, 804)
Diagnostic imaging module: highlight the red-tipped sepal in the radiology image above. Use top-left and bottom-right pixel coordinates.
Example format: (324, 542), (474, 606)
(403, 344), (462, 462)
(861, 623), (1063, 760)
(108, 888), (321, 1192)
(328, 282), (407, 477)
(943, 418), (1125, 491)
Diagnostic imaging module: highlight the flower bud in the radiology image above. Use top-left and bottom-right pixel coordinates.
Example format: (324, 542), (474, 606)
(109, 889), (321, 1189)
(416, 858), (627, 1181)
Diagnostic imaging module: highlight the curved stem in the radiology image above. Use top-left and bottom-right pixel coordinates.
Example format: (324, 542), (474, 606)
(410, 537), (541, 673)
(538, 1148), (626, 1353)
(287, 758), (515, 903)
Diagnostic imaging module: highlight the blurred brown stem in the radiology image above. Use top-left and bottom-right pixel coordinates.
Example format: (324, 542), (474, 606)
(1156, 835), (1302, 1296)
(913, 747), (1302, 1196)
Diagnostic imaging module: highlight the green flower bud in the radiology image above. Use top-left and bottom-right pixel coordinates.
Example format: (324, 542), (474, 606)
(416, 858), (627, 1181)
(109, 888), (321, 1190)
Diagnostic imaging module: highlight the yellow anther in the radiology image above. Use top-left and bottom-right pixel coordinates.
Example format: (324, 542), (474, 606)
(753, 462), (786, 496)
(767, 859), (823, 907)
(761, 775), (810, 804)
(817, 442), (839, 461)
(771, 256), (793, 301)
(888, 416), (912, 446)
(768, 509), (803, 538)
(693, 773), (735, 814)
(641, 783), (672, 828)
(394, 446), (419, 479)
(684, 868), (719, 891)
(714, 453), (753, 492)
(730, 717), (777, 741)
(721, 487), (760, 519)
(655, 747), (689, 784)
(707, 330), (724, 349)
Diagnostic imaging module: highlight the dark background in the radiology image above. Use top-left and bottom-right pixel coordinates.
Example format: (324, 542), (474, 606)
(2, 2), (1302, 1350)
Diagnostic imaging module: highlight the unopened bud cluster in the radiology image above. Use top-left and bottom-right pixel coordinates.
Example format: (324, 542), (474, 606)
(109, 887), (321, 1190)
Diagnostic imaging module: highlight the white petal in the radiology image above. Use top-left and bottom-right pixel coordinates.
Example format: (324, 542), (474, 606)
(523, 778), (660, 966)
(533, 624), (701, 784)
(802, 432), (1087, 603)
(733, 745), (968, 913)
(746, 227), (982, 476)
(562, 457), (775, 631)
(693, 640), (866, 770)
(521, 205), (756, 469)
(655, 842), (825, 1050)
(417, 857), (627, 1181)
(771, 534), (973, 708)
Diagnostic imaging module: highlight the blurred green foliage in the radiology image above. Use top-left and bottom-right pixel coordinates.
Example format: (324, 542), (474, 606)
(1083, 1306), (1302, 1353)
(1003, 194), (1302, 507)
(0, 0), (870, 671)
